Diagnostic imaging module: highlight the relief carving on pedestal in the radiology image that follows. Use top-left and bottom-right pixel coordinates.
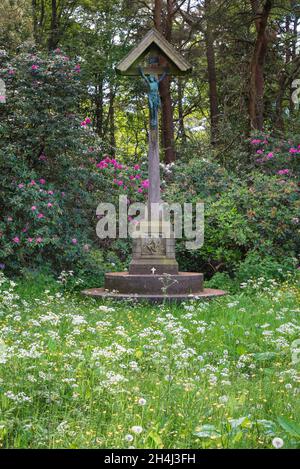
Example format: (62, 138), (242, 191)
(141, 237), (165, 256)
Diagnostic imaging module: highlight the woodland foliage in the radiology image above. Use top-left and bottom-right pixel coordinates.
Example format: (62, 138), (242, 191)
(0, 0), (299, 281)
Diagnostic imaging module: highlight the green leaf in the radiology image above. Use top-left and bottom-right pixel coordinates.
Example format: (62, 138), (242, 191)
(232, 431), (243, 444)
(147, 431), (164, 448)
(277, 417), (300, 438)
(229, 417), (252, 429)
(194, 425), (221, 438)
(257, 420), (276, 436)
(253, 352), (278, 361)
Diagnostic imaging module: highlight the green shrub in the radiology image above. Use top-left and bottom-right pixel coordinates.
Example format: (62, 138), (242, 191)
(166, 157), (300, 278)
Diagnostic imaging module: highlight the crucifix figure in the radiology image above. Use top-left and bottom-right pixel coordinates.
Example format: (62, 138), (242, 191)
(138, 65), (167, 128)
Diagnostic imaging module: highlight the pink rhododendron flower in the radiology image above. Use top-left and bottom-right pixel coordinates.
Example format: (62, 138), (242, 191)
(251, 139), (261, 145)
(48, 190), (54, 195)
(7, 216), (13, 222)
(135, 174), (141, 180)
(71, 238), (78, 244)
(31, 206), (37, 211)
(47, 203), (53, 208)
(37, 213), (44, 219)
(27, 238), (33, 243)
(54, 48), (61, 54)
(129, 175), (135, 180)
(134, 164), (140, 170)
(81, 117), (91, 127)
(39, 178), (46, 184)
(8, 69), (15, 75)
(74, 64), (81, 72)
(142, 179), (149, 188)
(18, 183), (24, 188)
(97, 161), (108, 169)
(138, 188), (143, 193)
(256, 149), (263, 154)
(266, 152), (274, 159)
(39, 153), (47, 161)
(117, 180), (123, 186)
(13, 236), (20, 243)
(36, 237), (43, 243)
(289, 147), (298, 154)
(29, 180), (36, 186)
(277, 169), (290, 175)
(31, 64), (39, 71)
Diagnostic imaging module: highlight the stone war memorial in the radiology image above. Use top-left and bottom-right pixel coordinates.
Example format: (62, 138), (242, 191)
(83, 29), (226, 302)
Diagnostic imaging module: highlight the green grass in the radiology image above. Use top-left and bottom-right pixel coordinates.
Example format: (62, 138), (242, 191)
(0, 273), (299, 449)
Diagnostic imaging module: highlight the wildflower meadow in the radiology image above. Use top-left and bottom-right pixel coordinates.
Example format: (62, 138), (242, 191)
(0, 272), (299, 449)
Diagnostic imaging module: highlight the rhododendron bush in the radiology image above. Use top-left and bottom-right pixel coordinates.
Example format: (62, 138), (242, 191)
(250, 131), (300, 178)
(0, 48), (147, 276)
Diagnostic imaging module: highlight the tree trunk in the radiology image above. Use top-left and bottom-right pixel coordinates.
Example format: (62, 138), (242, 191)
(32, 0), (38, 42)
(290, 3), (299, 112)
(154, 0), (163, 31)
(204, 0), (219, 145)
(154, 0), (176, 163)
(275, 71), (288, 130)
(109, 90), (116, 156)
(177, 79), (186, 143)
(248, 0), (273, 131)
(95, 76), (104, 138)
(48, 0), (59, 50)
(32, 0), (45, 46)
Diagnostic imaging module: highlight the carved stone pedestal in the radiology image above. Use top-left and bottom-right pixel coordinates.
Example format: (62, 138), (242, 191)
(129, 220), (178, 275)
(82, 219), (226, 302)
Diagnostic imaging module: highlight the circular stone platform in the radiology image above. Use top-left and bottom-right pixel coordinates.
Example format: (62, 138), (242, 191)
(104, 271), (204, 295)
(82, 287), (226, 303)
(82, 271), (226, 303)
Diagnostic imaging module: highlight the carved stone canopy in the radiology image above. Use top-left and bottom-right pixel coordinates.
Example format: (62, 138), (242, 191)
(116, 28), (192, 76)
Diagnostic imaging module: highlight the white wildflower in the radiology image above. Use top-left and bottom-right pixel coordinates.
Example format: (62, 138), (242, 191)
(272, 437), (284, 449)
(132, 426), (143, 434)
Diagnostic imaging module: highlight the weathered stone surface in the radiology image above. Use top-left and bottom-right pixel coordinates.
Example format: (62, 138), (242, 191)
(82, 287), (226, 303)
(104, 272), (203, 295)
(129, 221), (178, 274)
(129, 258), (179, 275)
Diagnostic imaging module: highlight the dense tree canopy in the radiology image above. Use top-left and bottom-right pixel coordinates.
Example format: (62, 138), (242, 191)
(1, 1), (300, 155)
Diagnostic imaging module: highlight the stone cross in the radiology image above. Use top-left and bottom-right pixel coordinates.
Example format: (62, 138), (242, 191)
(116, 29), (192, 275)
